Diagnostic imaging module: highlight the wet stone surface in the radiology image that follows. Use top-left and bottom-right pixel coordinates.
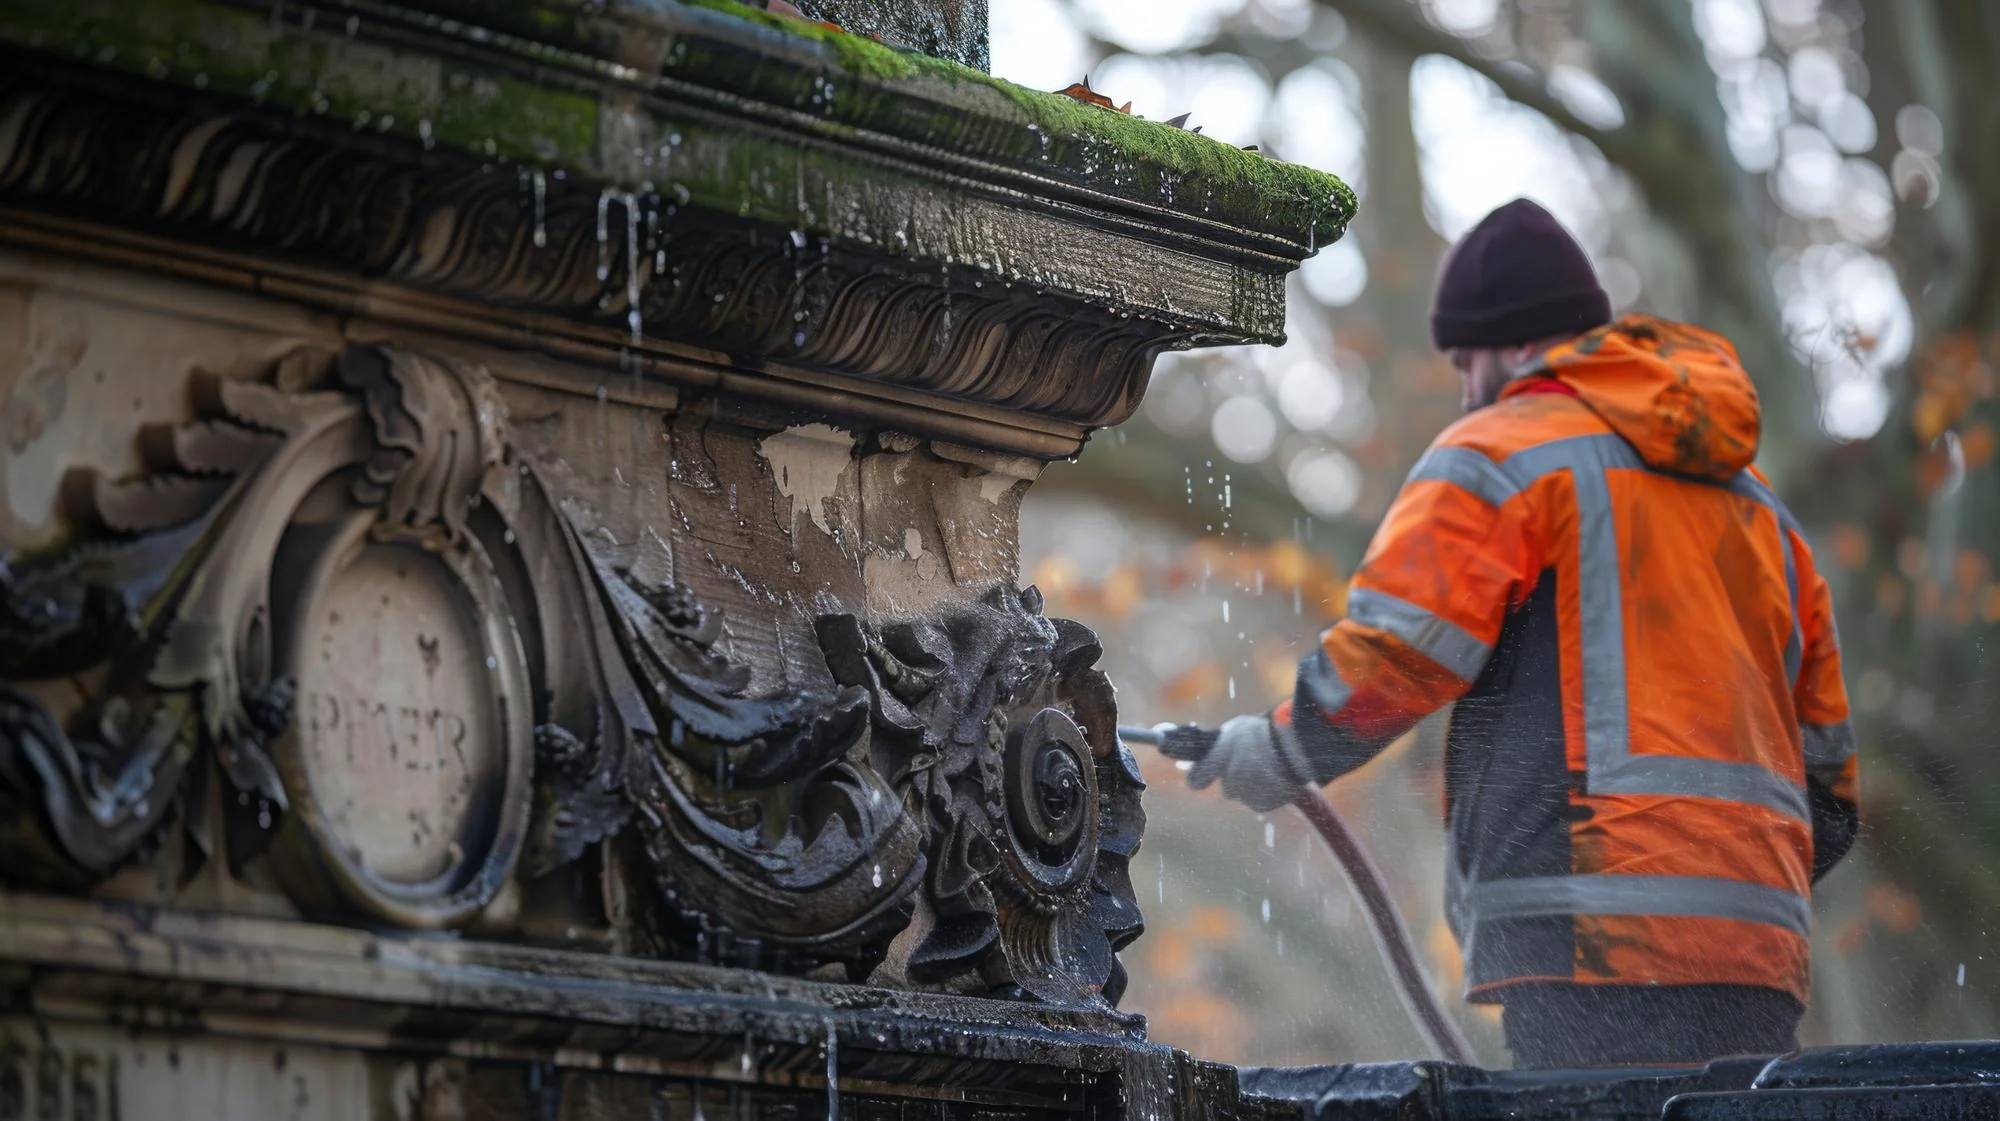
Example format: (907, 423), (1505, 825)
(296, 542), (495, 887)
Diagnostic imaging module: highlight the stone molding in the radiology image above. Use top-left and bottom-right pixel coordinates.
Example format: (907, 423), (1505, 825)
(0, 891), (1280, 1120)
(0, 0), (1351, 458)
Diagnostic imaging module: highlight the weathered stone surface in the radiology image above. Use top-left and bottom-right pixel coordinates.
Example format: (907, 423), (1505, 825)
(0, 259), (1143, 1005)
(0, 893), (1289, 1120)
(0, 0), (1352, 1114)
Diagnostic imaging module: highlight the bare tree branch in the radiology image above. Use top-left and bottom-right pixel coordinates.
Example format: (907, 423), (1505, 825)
(1306, 0), (1627, 162)
(1076, 26), (1325, 91)
(1315, 0), (1821, 482)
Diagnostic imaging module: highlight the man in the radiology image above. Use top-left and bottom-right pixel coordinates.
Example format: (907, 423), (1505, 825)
(1159, 199), (1858, 1069)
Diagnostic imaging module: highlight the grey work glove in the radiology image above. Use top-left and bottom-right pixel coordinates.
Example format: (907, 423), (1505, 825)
(1158, 714), (1310, 814)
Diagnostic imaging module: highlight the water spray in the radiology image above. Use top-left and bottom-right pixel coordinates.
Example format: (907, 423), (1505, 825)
(1119, 724), (1476, 1066)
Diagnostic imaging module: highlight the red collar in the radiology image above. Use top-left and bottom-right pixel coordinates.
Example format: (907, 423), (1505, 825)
(1507, 377), (1579, 399)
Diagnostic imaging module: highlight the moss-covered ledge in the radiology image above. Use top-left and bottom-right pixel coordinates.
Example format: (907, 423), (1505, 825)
(0, 0), (1355, 454)
(2, 0), (1350, 251)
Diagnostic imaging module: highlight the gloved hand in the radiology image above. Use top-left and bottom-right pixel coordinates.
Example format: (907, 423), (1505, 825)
(1155, 714), (1308, 813)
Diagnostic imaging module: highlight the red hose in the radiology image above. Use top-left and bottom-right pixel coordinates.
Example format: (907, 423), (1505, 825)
(1293, 788), (1476, 1066)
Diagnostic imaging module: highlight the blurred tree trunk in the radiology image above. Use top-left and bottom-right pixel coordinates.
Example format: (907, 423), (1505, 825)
(1798, 0), (2000, 994)
(1340, 32), (1455, 520)
(1315, 0), (1820, 485)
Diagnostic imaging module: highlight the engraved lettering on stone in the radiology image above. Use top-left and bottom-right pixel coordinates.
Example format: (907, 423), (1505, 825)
(298, 545), (494, 884)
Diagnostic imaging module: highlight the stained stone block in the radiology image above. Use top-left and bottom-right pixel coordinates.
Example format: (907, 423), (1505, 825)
(0, 0), (1350, 1115)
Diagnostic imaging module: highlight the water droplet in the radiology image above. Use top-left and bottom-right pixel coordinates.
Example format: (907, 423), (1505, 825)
(824, 1018), (840, 1120)
(531, 169), (547, 247)
(624, 190), (648, 340)
(1260, 898), (1271, 923)
(1264, 821), (1275, 848)
(485, 655), (498, 670)
(1227, 677), (1236, 700)
(595, 189), (613, 280)
(871, 865), (882, 888)
(1221, 599), (1230, 623)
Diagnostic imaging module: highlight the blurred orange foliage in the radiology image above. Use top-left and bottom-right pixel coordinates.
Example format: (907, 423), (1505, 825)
(1963, 420), (1996, 468)
(1911, 333), (1994, 444)
(1866, 882), (1923, 934)
(1161, 662), (1228, 706)
(1829, 524), (1871, 571)
(1033, 536), (1349, 624)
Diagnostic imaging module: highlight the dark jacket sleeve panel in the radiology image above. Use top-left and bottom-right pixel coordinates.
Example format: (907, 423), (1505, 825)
(1789, 526), (1858, 878)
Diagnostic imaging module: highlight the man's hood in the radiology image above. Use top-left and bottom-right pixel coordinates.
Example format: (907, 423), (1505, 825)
(1503, 316), (1761, 481)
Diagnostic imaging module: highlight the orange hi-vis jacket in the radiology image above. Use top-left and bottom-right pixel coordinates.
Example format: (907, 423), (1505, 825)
(1273, 316), (1857, 1006)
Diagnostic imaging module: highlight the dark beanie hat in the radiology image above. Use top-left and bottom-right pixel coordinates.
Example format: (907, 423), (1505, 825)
(1430, 199), (1611, 350)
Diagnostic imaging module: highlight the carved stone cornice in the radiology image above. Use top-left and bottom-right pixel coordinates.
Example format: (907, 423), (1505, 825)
(0, 0), (1354, 458)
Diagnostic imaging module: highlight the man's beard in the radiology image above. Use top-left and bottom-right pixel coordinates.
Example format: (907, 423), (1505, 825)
(1463, 364), (1512, 412)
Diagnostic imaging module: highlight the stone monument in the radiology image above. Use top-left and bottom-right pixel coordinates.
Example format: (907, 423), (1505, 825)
(0, 0), (1353, 1116)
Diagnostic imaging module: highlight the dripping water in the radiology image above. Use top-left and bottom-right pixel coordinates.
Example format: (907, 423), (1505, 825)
(532, 169), (547, 248)
(624, 191), (644, 342)
(824, 1017), (840, 1121)
(596, 189), (613, 280)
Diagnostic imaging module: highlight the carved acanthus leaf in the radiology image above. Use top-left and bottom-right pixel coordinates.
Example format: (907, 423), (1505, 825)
(818, 585), (1145, 1007)
(564, 524), (926, 978)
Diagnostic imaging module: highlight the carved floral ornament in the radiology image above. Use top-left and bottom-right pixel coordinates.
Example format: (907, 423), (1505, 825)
(0, 345), (1144, 1007)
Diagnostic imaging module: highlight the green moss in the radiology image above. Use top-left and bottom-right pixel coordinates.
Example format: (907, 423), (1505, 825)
(0, 0), (1353, 247)
(0, 0), (598, 168)
(673, 0), (1356, 243)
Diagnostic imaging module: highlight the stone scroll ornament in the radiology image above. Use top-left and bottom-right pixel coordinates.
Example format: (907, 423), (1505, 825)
(0, 345), (1143, 1007)
(0, 345), (552, 924)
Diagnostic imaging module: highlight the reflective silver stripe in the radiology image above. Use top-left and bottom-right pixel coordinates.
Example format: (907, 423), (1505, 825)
(1503, 436), (1642, 808)
(1498, 431), (1645, 487)
(1296, 647), (1353, 718)
(1495, 433), (1811, 822)
(1802, 719), (1857, 773)
(1591, 755), (1811, 821)
(1470, 873), (1811, 937)
(1406, 446), (1522, 507)
(1782, 538), (1802, 686)
(1345, 587), (1493, 682)
(1731, 472), (1805, 687)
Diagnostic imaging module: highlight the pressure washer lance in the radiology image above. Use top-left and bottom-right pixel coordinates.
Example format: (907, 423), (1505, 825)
(1118, 723), (1477, 1067)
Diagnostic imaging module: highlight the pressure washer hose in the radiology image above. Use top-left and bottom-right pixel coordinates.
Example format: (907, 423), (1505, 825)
(1118, 726), (1475, 1066)
(1289, 786), (1476, 1065)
